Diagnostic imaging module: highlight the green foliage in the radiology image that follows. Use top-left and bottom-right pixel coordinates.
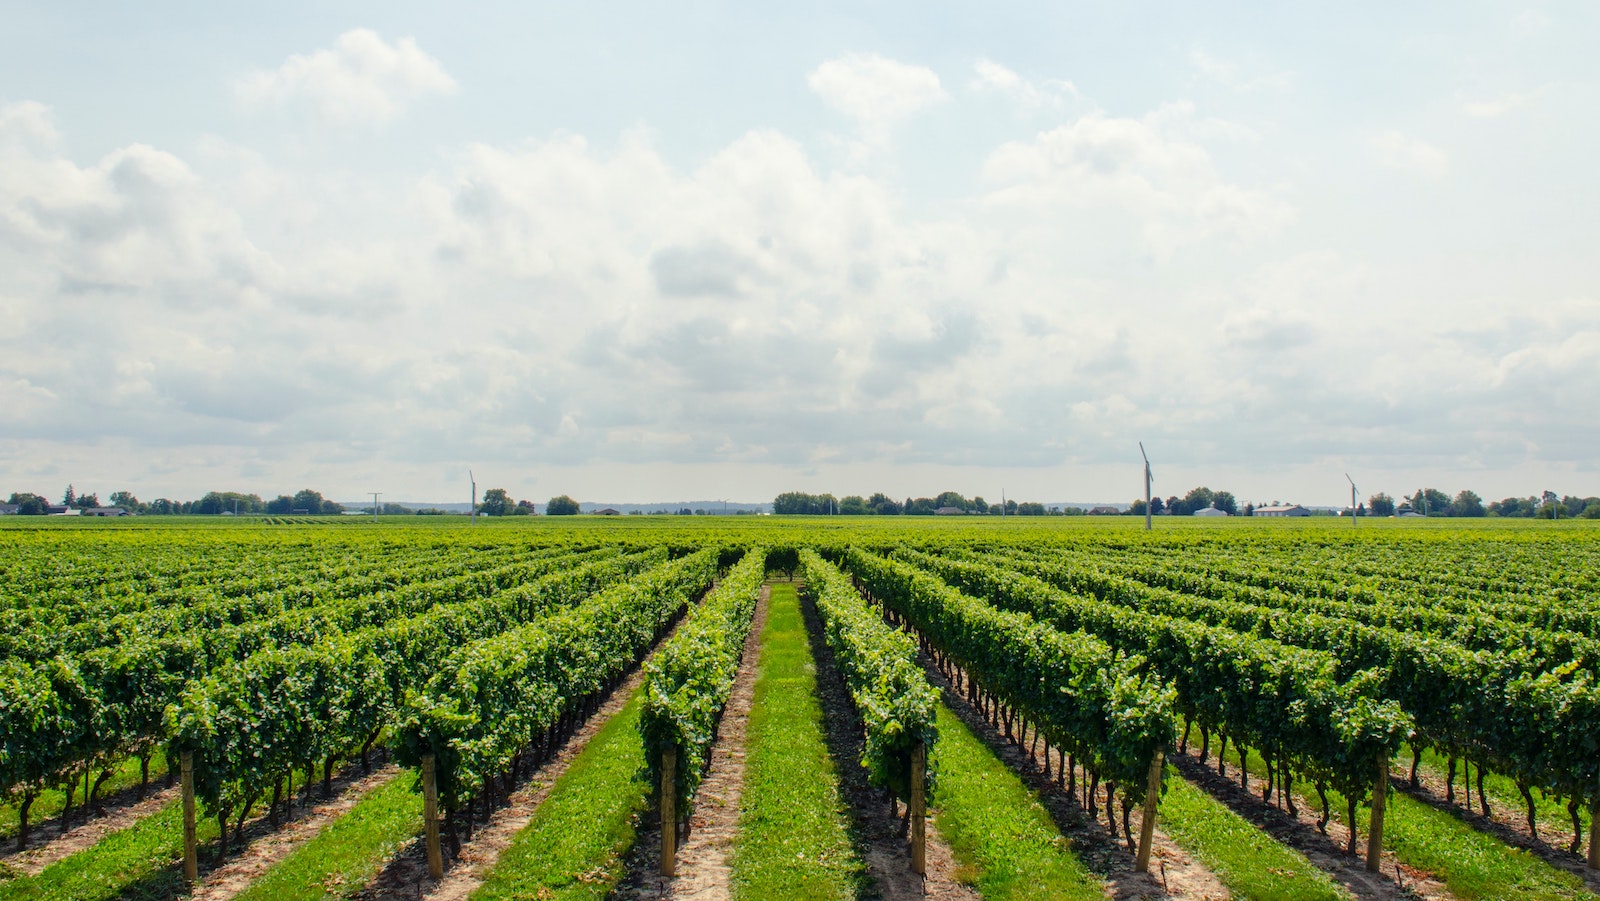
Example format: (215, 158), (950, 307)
(546, 494), (580, 515)
(392, 550), (717, 810)
(850, 549), (1175, 798)
(639, 549), (765, 811)
(800, 550), (939, 799)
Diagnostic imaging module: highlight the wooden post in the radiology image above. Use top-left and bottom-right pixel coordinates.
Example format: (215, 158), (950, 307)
(1367, 756), (1388, 872)
(1135, 751), (1163, 873)
(660, 747), (677, 877)
(181, 751), (197, 882)
(1588, 791), (1599, 870)
(911, 742), (926, 875)
(422, 754), (444, 879)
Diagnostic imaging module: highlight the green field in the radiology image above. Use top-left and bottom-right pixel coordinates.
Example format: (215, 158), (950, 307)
(2, 516), (1597, 899)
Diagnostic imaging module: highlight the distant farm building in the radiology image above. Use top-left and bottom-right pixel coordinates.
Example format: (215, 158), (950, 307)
(0, 503), (17, 515)
(594, 508), (621, 516)
(80, 507), (129, 517)
(935, 506), (965, 515)
(1254, 504), (1310, 518)
(1087, 506), (1121, 515)
(1193, 507), (1230, 517)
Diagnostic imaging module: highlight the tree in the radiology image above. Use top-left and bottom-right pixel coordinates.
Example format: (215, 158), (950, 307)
(1408, 488), (1450, 517)
(479, 488), (514, 517)
(839, 495), (868, 515)
(868, 493), (901, 515)
(8, 492), (48, 515)
(1016, 502), (1046, 515)
(1212, 491), (1238, 515)
(62, 485), (76, 507)
(546, 495), (580, 515)
(266, 495), (293, 515)
(1128, 499), (1148, 516)
(1448, 490), (1485, 518)
(291, 486), (328, 515)
(934, 491), (969, 512)
(1367, 493), (1396, 517)
(514, 499), (536, 516)
(906, 497), (937, 515)
(1148, 496), (1165, 515)
(108, 491), (142, 513)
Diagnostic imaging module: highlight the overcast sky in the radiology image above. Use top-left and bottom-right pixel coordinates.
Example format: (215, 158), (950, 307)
(3, 2), (1597, 507)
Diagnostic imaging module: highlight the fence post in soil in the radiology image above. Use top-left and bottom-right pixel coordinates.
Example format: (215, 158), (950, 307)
(661, 747), (677, 877)
(911, 741), (926, 875)
(422, 754), (444, 879)
(1589, 790), (1599, 870)
(181, 751), (198, 883)
(1136, 750), (1164, 873)
(1367, 756), (1388, 872)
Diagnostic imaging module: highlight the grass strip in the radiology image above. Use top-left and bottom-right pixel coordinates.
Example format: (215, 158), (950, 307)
(0, 793), (218, 901)
(1, 753), (170, 841)
(1215, 743), (1598, 901)
(232, 770), (421, 901)
(1157, 767), (1347, 901)
(730, 581), (865, 901)
(928, 704), (1103, 901)
(470, 691), (650, 900)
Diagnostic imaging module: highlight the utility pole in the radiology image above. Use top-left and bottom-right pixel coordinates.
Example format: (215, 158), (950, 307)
(372, 492), (381, 521)
(469, 471), (477, 526)
(1345, 474), (1357, 527)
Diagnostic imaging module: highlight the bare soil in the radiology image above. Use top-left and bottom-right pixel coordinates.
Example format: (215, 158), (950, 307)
(611, 586), (771, 901)
(191, 764), (402, 901)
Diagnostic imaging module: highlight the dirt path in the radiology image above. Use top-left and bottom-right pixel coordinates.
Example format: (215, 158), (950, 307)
(612, 586), (771, 900)
(1169, 747), (1448, 901)
(923, 656), (1220, 901)
(798, 587), (981, 901)
(351, 606), (698, 900)
(191, 764), (402, 901)
(3, 783), (179, 877)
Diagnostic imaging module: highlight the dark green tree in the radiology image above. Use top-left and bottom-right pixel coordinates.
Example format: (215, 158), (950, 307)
(1211, 491), (1237, 515)
(479, 488), (514, 516)
(547, 495), (580, 515)
(1367, 492), (1396, 516)
(1448, 490), (1485, 518)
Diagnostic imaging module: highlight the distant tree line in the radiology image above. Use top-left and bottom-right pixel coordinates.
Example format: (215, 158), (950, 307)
(773, 490), (1085, 516)
(1129, 486), (1238, 517)
(1124, 485), (1600, 519)
(3, 486), (354, 516)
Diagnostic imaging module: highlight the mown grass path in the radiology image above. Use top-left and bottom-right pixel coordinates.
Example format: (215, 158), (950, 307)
(729, 581), (866, 901)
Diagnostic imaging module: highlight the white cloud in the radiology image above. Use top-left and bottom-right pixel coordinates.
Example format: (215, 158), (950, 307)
(1460, 86), (1550, 118)
(969, 59), (1078, 110)
(1190, 48), (1294, 94)
(1370, 130), (1449, 177)
(808, 54), (946, 125)
(236, 29), (456, 127)
(979, 107), (1292, 253)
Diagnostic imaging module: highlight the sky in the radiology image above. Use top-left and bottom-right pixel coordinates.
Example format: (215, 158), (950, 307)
(2, 2), (1597, 507)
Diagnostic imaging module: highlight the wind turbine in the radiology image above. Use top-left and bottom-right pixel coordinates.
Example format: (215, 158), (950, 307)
(1140, 442), (1154, 531)
(1346, 473), (1358, 527)
(469, 470), (477, 527)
